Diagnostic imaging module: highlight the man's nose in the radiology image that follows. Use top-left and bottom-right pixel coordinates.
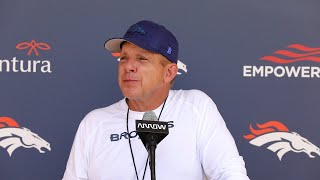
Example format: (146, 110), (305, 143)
(124, 59), (137, 73)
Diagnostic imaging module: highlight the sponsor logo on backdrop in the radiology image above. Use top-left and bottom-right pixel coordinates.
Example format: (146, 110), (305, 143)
(244, 121), (320, 161)
(0, 40), (52, 73)
(16, 40), (51, 56)
(0, 116), (51, 157)
(243, 44), (320, 78)
(111, 52), (188, 75)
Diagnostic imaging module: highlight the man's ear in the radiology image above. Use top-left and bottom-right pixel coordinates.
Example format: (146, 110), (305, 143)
(164, 63), (178, 83)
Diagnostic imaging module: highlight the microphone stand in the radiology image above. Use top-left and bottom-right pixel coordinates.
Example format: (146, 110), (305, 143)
(146, 134), (157, 180)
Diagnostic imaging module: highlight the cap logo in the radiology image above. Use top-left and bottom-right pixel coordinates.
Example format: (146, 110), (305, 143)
(128, 24), (146, 35)
(167, 46), (172, 54)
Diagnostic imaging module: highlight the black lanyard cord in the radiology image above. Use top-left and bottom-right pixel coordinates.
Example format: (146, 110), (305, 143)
(126, 97), (168, 180)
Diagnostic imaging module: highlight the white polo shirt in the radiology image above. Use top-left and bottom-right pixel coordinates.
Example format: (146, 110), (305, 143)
(63, 89), (250, 180)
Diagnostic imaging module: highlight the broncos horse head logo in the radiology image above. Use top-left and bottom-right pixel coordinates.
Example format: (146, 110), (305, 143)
(0, 117), (51, 156)
(244, 121), (320, 161)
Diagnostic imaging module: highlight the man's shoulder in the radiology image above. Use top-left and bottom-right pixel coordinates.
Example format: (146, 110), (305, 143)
(171, 89), (212, 102)
(81, 98), (126, 126)
(170, 89), (217, 112)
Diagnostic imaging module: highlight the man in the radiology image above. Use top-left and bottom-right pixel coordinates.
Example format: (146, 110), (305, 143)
(63, 20), (250, 180)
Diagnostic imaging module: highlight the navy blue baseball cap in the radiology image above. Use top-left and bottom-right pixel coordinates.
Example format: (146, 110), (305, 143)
(105, 20), (178, 64)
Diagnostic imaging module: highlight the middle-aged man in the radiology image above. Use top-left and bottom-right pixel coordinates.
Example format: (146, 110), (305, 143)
(63, 20), (250, 180)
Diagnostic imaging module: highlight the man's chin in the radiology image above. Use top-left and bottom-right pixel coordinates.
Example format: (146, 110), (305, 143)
(122, 91), (140, 100)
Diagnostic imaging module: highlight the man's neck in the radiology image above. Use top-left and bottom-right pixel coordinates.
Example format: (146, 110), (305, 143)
(126, 91), (169, 112)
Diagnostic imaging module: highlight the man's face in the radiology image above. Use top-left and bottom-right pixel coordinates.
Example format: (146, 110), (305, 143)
(118, 43), (169, 101)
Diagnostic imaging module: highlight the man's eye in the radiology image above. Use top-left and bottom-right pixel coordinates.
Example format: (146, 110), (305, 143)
(119, 56), (128, 61)
(138, 57), (148, 61)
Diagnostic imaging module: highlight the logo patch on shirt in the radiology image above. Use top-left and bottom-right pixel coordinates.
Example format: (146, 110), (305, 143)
(110, 121), (174, 142)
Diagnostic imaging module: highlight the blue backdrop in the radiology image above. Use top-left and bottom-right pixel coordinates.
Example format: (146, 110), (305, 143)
(1, 0), (319, 179)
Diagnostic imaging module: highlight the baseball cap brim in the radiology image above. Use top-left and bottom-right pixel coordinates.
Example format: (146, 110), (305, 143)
(104, 38), (160, 56)
(104, 38), (127, 53)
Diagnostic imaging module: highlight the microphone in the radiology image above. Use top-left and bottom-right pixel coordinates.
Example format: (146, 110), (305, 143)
(136, 111), (169, 180)
(136, 111), (169, 150)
